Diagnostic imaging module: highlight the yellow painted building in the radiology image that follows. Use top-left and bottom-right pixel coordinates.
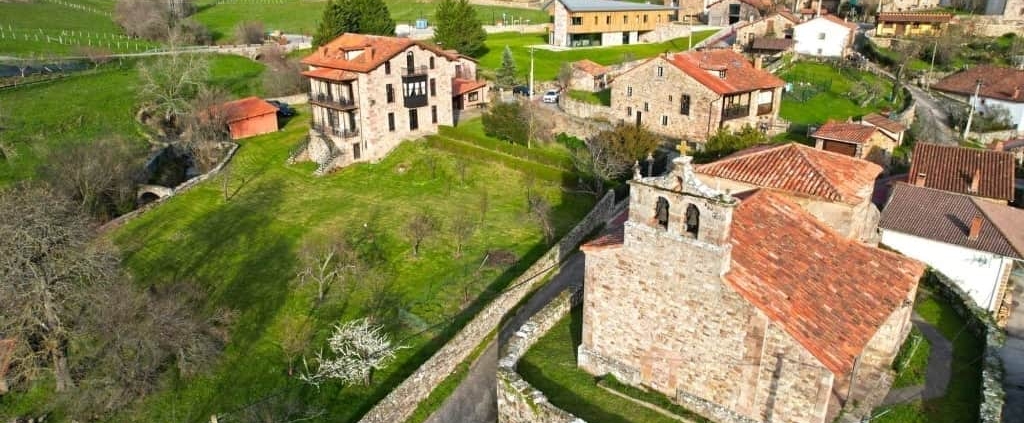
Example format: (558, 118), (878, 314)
(544, 0), (676, 47)
(875, 12), (953, 36)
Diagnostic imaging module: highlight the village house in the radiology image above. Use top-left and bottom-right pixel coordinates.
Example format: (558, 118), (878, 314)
(705, 0), (770, 25)
(218, 96), (280, 140)
(861, 112), (907, 145)
(695, 142), (884, 242)
(567, 59), (609, 92)
(880, 0), (943, 13)
(932, 65), (1024, 132)
(610, 49), (784, 143)
(992, 138), (1024, 165)
(544, 0), (676, 47)
(879, 183), (1023, 312)
(663, 0), (706, 23)
(792, 15), (858, 57)
(906, 142), (1017, 203)
(811, 120), (899, 167)
(874, 12), (953, 36)
(579, 156), (925, 423)
(734, 10), (800, 47)
(986, 0), (1024, 21)
(299, 33), (486, 171)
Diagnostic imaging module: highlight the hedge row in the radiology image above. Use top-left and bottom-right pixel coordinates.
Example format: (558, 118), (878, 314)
(425, 136), (574, 185)
(437, 126), (575, 171)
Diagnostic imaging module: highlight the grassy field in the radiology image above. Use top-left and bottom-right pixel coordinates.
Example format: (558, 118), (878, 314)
(871, 287), (984, 423)
(518, 307), (697, 423)
(891, 327), (931, 389)
(0, 0), (160, 56)
(0, 54), (265, 185)
(568, 89), (611, 106)
(479, 30), (718, 81)
(779, 61), (903, 125)
(92, 110), (594, 422)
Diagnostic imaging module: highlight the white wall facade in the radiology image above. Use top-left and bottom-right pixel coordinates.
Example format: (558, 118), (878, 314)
(880, 230), (1015, 311)
(969, 95), (1024, 132)
(793, 18), (851, 57)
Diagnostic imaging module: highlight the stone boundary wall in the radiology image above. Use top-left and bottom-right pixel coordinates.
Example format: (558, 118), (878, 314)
(958, 16), (1024, 37)
(357, 190), (618, 423)
(560, 96), (614, 121)
(889, 89), (916, 127)
(968, 129), (1018, 144)
(639, 23), (694, 44)
(924, 271), (1005, 423)
(692, 26), (734, 50)
(471, 0), (542, 10)
(99, 142), (240, 232)
(497, 289), (584, 423)
(267, 93), (308, 105)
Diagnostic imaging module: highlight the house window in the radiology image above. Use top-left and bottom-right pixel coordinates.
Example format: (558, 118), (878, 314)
(388, 112), (395, 132)
(430, 78), (436, 97)
(757, 90), (773, 115)
(607, 15), (611, 24)
(409, 109), (419, 130)
(429, 57), (435, 69)
(627, 86), (633, 97)
(627, 106), (633, 116)
(817, 48), (823, 55)
(661, 115), (668, 126)
(657, 66), (664, 77)
(406, 51), (414, 70)
(595, 16), (598, 25)
(685, 204), (700, 237)
(644, 102), (649, 112)
(817, 32), (826, 40)
(643, 14), (648, 23)
(572, 16), (582, 25)
(680, 94), (691, 115)
(353, 142), (361, 159)
(468, 91), (479, 102)
(385, 61), (391, 75)
(623, 15), (628, 24)
(431, 105), (438, 124)
(386, 84), (395, 103)
(655, 197), (669, 229)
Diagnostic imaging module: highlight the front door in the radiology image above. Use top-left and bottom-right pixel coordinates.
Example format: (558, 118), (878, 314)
(409, 109), (419, 131)
(635, 111), (643, 126)
(622, 32), (630, 45)
(353, 142), (361, 160)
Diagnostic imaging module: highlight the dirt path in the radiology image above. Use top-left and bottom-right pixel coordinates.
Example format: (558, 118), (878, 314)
(881, 313), (953, 406)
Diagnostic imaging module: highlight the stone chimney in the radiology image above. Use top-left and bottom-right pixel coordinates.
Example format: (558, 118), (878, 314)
(969, 215), (983, 240)
(970, 169), (980, 193)
(1015, 86), (1021, 100)
(915, 173), (927, 187)
(753, 55), (763, 70)
(993, 140), (1006, 151)
(365, 45), (374, 61)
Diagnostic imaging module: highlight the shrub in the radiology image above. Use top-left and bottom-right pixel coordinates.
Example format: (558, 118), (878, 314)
(481, 101), (528, 145)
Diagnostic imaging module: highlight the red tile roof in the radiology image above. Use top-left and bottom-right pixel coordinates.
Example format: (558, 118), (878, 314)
(220, 97), (278, 123)
(696, 143), (882, 205)
(933, 65), (1024, 102)
(580, 209), (628, 251)
(301, 33), (461, 73)
(572, 59), (608, 76)
(728, 190), (924, 375)
(751, 37), (796, 51)
(452, 78), (487, 96)
(812, 121), (878, 144)
(665, 50), (784, 95)
(877, 12), (954, 23)
(301, 67), (358, 82)
(879, 183), (1024, 259)
(819, 14), (859, 30)
(861, 113), (907, 133)
(907, 143), (1016, 201)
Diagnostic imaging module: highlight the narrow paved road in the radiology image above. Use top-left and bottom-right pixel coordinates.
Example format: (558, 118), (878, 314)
(881, 314), (953, 406)
(423, 254), (585, 423)
(1001, 274), (1024, 422)
(863, 61), (956, 145)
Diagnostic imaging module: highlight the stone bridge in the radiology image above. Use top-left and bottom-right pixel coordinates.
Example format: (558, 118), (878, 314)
(136, 184), (173, 202)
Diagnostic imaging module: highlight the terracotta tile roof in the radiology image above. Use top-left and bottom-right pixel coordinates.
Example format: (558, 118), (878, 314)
(452, 78), (487, 96)
(301, 33), (461, 73)
(696, 143), (882, 205)
(665, 50), (784, 95)
(572, 59), (608, 76)
(879, 183), (1024, 259)
(220, 97), (278, 123)
(819, 14), (859, 30)
(301, 67), (358, 82)
(993, 138), (1024, 150)
(751, 37), (796, 51)
(812, 121), (878, 144)
(933, 65), (1024, 102)
(877, 12), (954, 23)
(728, 190), (925, 375)
(580, 209), (628, 251)
(861, 113), (907, 133)
(907, 143), (1016, 201)
(776, 9), (801, 23)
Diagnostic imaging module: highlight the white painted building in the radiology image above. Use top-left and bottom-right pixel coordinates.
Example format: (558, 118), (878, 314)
(879, 183), (1024, 312)
(792, 15), (857, 57)
(933, 65), (1024, 132)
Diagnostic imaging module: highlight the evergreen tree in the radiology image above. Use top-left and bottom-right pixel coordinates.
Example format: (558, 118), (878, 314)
(495, 45), (518, 88)
(433, 0), (487, 57)
(313, 0), (353, 47)
(313, 0), (394, 47)
(350, 0), (396, 36)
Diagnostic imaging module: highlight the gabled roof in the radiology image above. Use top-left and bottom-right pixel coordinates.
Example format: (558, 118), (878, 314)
(544, 0), (675, 12)
(933, 65), (1024, 103)
(452, 78), (487, 96)
(877, 12), (954, 23)
(735, 10), (801, 30)
(301, 67), (358, 82)
(798, 14), (859, 30)
(728, 190), (925, 376)
(663, 50), (784, 95)
(879, 183), (1024, 259)
(696, 143), (882, 205)
(301, 33), (461, 73)
(812, 121), (878, 144)
(907, 143), (1016, 201)
(861, 113), (907, 133)
(572, 59), (608, 76)
(220, 97), (278, 123)
(751, 37), (796, 51)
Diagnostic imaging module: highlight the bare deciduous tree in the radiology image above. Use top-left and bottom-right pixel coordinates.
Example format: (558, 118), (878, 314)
(115, 0), (199, 42)
(41, 137), (144, 221)
(404, 212), (438, 257)
(450, 213), (476, 258)
(235, 21), (266, 45)
(571, 135), (631, 196)
(261, 45), (309, 97)
(299, 318), (406, 387)
(297, 235), (358, 304)
(528, 194), (555, 245)
(557, 62), (573, 91)
(137, 50), (209, 131)
(74, 46), (113, 69)
(276, 316), (315, 377)
(183, 86), (232, 172)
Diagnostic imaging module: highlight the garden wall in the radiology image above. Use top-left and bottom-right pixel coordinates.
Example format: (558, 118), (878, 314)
(560, 96), (614, 121)
(639, 22), (693, 43)
(924, 271), (1005, 423)
(357, 190), (618, 423)
(968, 129), (1018, 144)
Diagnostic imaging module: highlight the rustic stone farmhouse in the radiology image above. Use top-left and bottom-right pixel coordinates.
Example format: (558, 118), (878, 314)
(219, 96), (279, 140)
(933, 65), (1024, 132)
(610, 49), (783, 144)
(299, 33), (486, 171)
(544, 0), (676, 47)
(705, 0), (770, 26)
(906, 142), (1017, 204)
(874, 12), (953, 37)
(860, 112), (907, 146)
(734, 10), (800, 48)
(695, 142), (883, 243)
(811, 120), (898, 167)
(879, 182), (1023, 313)
(579, 156), (925, 423)
(568, 59), (610, 92)
(792, 15), (857, 57)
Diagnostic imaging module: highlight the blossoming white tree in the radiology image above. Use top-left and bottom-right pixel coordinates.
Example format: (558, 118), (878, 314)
(300, 318), (405, 387)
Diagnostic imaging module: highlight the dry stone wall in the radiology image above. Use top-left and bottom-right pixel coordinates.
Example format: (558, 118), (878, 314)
(559, 96), (614, 121)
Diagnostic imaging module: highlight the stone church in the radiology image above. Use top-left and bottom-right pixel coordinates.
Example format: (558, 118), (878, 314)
(579, 156), (925, 423)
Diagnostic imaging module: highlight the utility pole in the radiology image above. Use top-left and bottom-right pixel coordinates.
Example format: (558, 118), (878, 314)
(927, 38), (938, 89)
(529, 47), (535, 102)
(529, 47), (536, 149)
(963, 78), (983, 139)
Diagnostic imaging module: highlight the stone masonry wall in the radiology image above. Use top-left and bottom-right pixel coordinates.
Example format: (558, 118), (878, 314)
(639, 22), (694, 43)
(357, 190), (617, 423)
(559, 96), (614, 121)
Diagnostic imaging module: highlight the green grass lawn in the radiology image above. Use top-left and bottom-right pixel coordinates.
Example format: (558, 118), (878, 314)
(518, 307), (697, 423)
(779, 61), (902, 125)
(95, 110), (593, 422)
(479, 30), (718, 81)
(870, 288), (984, 423)
(0, 0), (160, 56)
(891, 326), (931, 389)
(568, 89), (611, 106)
(0, 54), (265, 185)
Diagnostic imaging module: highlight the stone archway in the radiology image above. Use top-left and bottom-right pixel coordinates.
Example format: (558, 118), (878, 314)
(136, 184), (173, 204)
